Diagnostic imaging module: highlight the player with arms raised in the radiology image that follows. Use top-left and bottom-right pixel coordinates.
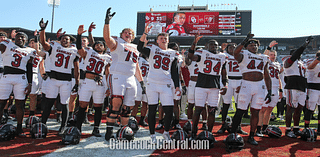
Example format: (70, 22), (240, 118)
(228, 33), (272, 145)
(103, 8), (145, 140)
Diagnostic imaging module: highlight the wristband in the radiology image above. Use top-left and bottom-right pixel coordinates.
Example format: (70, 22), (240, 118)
(180, 80), (184, 84)
(267, 46), (272, 50)
(279, 89), (283, 92)
(143, 32), (148, 35)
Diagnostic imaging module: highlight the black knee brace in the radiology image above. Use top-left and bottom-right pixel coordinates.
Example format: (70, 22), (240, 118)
(120, 106), (131, 117)
(106, 103), (120, 119)
(208, 106), (217, 116)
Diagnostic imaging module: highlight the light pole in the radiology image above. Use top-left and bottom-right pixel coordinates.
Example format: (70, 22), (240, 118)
(48, 0), (60, 33)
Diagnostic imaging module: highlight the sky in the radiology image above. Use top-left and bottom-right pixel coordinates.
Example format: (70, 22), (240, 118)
(1, 0), (320, 38)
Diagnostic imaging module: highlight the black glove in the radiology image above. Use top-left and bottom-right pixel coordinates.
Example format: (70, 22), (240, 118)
(105, 7), (116, 24)
(71, 84), (79, 95)
(241, 32), (254, 45)
(182, 86), (187, 95)
(140, 81), (146, 94)
(265, 90), (272, 104)
(39, 18), (48, 31)
(42, 73), (48, 80)
(305, 36), (313, 45)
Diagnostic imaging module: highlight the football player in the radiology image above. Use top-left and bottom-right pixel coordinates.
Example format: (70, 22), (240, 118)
(187, 32), (228, 138)
(138, 24), (180, 143)
(218, 43), (247, 135)
(229, 33), (271, 145)
(75, 25), (112, 137)
(256, 41), (283, 136)
(0, 32), (36, 136)
(283, 36), (312, 138)
(38, 18), (80, 135)
(304, 51), (320, 133)
(164, 12), (187, 36)
(103, 8), (144, 140)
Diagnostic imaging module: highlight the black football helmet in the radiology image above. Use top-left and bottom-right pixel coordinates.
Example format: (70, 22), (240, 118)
(116, 126), (134, 141)
(1, 114), (8, 125)
(301, 128), (317, 142)
(266, 126), (282, 138)
(67, 114), (77, 127)
(0, 124), (16, 141)
(183, 121), (192, 135)
(171, 130), (188, 145)
(128, 117), (139, 134)
(8, 105), (16, 114)
(31, 122), (48, 139)
(61, 127), (81, 145)
(224, 133), (244, 152)
(25, 116), (40, 129)
(196, 131), (216, 149)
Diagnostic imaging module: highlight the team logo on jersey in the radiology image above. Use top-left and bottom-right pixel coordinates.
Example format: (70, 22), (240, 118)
(22, 75), (26, 80)
(57, 46), (61, 50)
(206, 53), (209, 57)
(167, 84), (171, 88)
(262, 85), (265, 89)
(12, 46), (17, 49)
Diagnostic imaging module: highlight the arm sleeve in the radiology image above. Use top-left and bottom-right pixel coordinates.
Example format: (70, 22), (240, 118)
(171, 58), (180, 88)
(26, 62), (33, 83)
(289, 46), (306, 63)
(137, 40), (150, 58)
(76, 34), (82, 50)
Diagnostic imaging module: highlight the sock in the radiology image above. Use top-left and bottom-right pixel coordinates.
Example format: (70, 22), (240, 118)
(61, 104), (69, 129)
(41, 98), (55, 124)
(17, 123), (23, 133)
(139, 116), (145, 123)
(163, 106), (174, 132)
(76, 107), (87, 131)
(305, 123), (309, 128)
(4, 109), (8, 114)
(69, 112), (73, 117)
(94, 107), (102, 127)
(257, 126), (261, 132)
(262, 125), (268, 131)
(249, 131), (255, 137)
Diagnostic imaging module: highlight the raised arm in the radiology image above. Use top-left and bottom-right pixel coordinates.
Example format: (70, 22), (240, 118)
(88, 22), (96, 46)
(137, 22), (152, 57)
(39, 18), (51, 52)
(284, 36), (313, 68)
(188, 32), (202, 62)
(264, 40), (278, 55)
(76, 25), (87, 59)
(307, 57), (320, 69)
(234, 32), (254, 63)
(103, 8), (117, 52)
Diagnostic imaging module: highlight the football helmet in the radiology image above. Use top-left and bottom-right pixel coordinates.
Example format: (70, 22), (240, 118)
(196, 130), (216, 149)
(183, 121), (192, 135)
(301, 128), (317, 142)
(31, 122), (48, 139)
(171, 130), (188, 145)
(224, 133), (244, 152)
(128, 117), (139, 134)
(1, 114), (8, 125)
(0, 124), (16, 141)
(116, 126), (134, 141)
(25, 116), (40, 129)
(67, 114), (77, 127)
(61, 127), (81, 145)
(266, 126), (282, 138)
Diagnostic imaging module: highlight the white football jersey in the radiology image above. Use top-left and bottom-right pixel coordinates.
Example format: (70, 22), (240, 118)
(31, 51), (43, 73)
(0, 53), (3, 68)
(109, 37), (139, 76)
(188, 61), (199, 77)
(225, 53), (241, 77)
(268, 61), (281, 88)
(194, 49), (227, 76)
(306, 59), (320, 83)
(282, 56), (306, 77)
(43, 51), (51, 73)
(49, 41), (79, 74)
(83, 48), (112, 76)
(238, 50), (269, 74)
(146, 44), (179, 85)
(138, 57), (149, 80)
(0, 39), (35, 71)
